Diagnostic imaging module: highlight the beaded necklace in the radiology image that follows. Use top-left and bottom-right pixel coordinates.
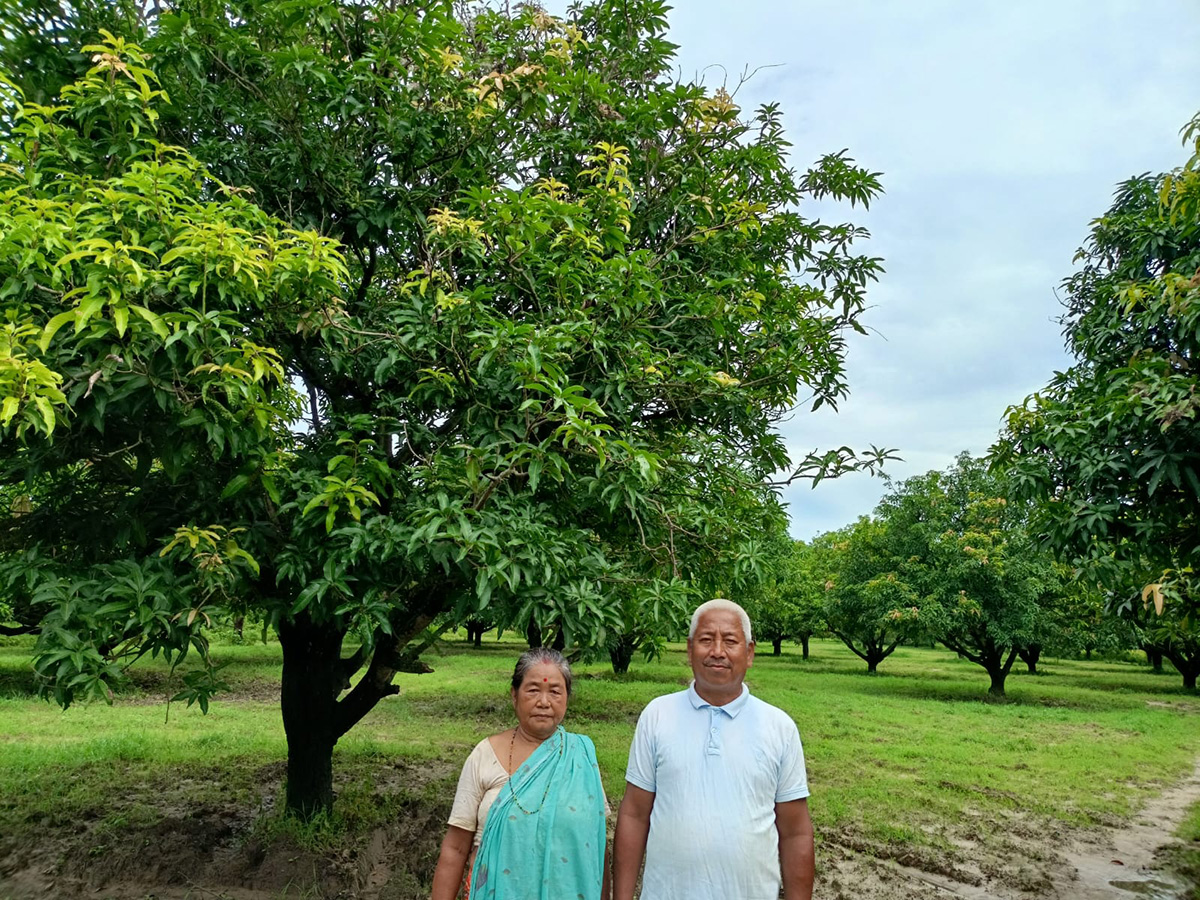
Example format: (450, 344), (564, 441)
(507, 726), (564, 815)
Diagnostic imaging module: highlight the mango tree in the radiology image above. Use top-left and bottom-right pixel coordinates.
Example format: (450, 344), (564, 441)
(1, 0), (889, 818)
(819, 518), (922, 673)
(994, 146), (1200, 690)
(880, 455), (1051, 697)
(742, 532), (803, 657)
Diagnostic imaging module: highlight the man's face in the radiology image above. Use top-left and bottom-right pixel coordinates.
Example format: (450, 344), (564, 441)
(687, 608), (754, 697)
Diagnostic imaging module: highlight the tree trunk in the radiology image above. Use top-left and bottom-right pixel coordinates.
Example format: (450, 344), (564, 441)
(986, 647), (1019, 698)
(772, 637), (783, 656)
(464, 621), (484, 648)
(1018, 643), (1041, 675)
(551, 627), (566, 652)
(609, 634), (636, 675)
(526, 620), (542, 648)
(1163, 647), (1199, 691)
(278, 614), (344, 819)
(866, 655), (879, 674)
(1144, 645), (1164, 674)
(801, 634), (810, 660)
(1084, 647), (1092, 660)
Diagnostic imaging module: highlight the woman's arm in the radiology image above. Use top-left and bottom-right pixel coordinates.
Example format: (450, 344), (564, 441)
(430, 825), (474, 900)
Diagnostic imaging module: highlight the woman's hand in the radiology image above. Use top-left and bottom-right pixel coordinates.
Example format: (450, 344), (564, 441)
(430, 825), (474, 900)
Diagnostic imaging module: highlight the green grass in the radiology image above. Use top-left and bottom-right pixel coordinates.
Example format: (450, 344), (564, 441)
(0, 634), (1197, 862)
(1168, 799), (1200, 898)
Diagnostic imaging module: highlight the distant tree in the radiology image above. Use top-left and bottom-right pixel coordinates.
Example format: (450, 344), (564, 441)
(1033, 575), (1140, 666)
(784, 539), (829, 660)
(1, 1), (890, 818)
(820, 518), (922, 674)
(744, 532), (807, 657)
(602, 579), (691, 675)
(462, 616), (493, 649)
(994, 142), (1200, 690)
(880, 455), (1051, 697)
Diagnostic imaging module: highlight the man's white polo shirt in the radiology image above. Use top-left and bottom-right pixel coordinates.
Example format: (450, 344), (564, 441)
(625, 683), (809, 900)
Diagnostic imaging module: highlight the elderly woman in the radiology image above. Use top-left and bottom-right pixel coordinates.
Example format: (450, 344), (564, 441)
(430, 648), (609, 900)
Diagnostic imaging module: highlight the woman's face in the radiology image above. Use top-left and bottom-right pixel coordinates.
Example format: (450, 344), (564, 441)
(511, 661), (569, 740)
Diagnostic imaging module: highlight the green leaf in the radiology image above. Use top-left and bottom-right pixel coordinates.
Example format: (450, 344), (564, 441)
(220, 474), (252, 499)
(130, 305), (169, 340)
(38, 311), (78, 353)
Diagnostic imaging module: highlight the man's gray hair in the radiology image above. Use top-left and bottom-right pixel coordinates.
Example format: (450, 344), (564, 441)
(511, 647), (573, 696)
(688, 598), (753, 644)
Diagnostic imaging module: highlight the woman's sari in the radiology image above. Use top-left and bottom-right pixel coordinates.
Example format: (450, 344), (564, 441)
(469, 727), (606, 900)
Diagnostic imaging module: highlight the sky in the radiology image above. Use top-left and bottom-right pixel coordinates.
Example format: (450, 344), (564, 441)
(583, 0), (1200, 539)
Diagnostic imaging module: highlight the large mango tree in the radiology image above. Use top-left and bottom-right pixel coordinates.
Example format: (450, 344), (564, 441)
(1, 0), (889, 817)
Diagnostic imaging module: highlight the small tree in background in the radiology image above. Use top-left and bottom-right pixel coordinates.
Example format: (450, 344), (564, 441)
(789, 540), (832, 659)
(820, 518), (922, 673)
(881, 455), (1050, 697)
(744, 532), (807, 657)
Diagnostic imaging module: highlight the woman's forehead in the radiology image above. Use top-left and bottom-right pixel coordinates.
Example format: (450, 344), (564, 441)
(521, 661), (566, 684)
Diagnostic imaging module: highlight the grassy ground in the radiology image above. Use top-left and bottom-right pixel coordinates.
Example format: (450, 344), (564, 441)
(1167, 796), (1200, 899)
(0, 634), (1197, 896)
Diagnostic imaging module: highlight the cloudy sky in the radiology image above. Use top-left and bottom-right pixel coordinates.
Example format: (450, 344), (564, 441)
(607, 0), (1200, 538)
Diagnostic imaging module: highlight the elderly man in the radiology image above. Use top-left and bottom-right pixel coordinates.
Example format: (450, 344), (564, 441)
(613, 598), (814, 900)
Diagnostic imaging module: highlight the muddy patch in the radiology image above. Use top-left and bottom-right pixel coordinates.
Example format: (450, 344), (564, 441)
(0, 759), (455, 900)
(820, 761), (1200, 899)
(1052, 757), (1200, 899)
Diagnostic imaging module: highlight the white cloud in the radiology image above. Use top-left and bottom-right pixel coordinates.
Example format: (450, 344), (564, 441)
(543, 0), (1200, 536)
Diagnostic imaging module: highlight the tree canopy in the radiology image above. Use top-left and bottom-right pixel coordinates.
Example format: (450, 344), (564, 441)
(819, 517), (920, 674)
(994, 131), (1200, 690)
(741, 532), (825, 658)
(1, 0), (889, 816)
(881, 454), (1053, 696)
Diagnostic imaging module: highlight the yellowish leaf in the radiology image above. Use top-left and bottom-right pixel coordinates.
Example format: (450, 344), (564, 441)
(1142, 583), (1164, 615)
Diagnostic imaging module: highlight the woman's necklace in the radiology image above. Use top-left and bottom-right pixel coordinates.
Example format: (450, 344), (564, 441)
(507, 726), (564, 815)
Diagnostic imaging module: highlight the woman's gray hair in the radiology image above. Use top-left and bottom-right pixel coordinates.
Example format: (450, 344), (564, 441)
(688, 598), (753, 643)
(511, 647), (573, 696)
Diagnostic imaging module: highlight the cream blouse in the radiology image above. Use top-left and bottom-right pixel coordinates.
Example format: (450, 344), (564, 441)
(447, 736), (610, 849)
(447, 738), (512, 849)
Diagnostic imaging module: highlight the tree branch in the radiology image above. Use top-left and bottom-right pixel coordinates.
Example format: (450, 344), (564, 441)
(831, 629), (868, 663)
(0, 623), (39, 637)
(332, 596), (445, 739)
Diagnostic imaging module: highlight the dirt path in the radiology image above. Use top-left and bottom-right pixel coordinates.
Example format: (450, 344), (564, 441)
(820, 758), (1200, 900)
(1051, 757), (1200, 900)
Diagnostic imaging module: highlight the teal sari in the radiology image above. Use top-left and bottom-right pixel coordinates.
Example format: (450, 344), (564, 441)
(470, 727), (606, 900)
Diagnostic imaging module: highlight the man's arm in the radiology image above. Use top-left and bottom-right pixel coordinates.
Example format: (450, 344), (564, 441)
(613, 782), (655, 900)
(776, 798), (814, 900)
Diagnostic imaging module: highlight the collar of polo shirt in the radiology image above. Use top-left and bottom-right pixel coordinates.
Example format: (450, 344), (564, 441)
(686, 682), (750, 717)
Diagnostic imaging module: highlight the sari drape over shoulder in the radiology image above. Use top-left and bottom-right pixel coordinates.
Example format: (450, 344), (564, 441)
(469, 727), (606, 900)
